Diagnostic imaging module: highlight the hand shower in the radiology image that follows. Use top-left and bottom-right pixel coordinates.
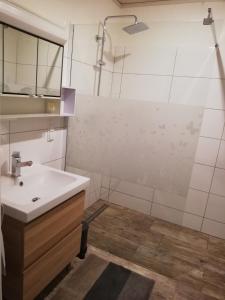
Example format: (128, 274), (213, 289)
(203, 8), (214, 25)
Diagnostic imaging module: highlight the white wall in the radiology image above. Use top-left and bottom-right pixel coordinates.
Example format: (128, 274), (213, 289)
(7, 0), (120, 25)
(121, 1), (225, 22)
(0, 117), (67, 175)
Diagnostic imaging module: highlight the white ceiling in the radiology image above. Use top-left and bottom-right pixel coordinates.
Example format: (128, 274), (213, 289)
(114, 0), (222, 8)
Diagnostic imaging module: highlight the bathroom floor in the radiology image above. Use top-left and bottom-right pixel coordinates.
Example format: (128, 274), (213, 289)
(45, 199), (225, 300)
(84, 200), (225, 300)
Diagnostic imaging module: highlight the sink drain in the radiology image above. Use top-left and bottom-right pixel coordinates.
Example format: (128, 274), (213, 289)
(32, 197), (40, 202)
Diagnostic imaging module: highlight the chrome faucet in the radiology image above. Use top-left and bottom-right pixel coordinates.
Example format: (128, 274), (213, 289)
(11, 151), (33, 177)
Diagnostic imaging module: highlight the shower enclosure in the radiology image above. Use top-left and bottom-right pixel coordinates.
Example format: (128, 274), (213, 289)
(65, 13), (225, 236)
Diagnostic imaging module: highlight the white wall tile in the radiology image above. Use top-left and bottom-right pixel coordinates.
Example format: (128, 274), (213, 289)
(200, 109), (225, 139)
(89, 172), (102, 194)
(10, 118), (49, 133)
(4, 62), (17, 93)
(206, 79), (225, 110)
(10, 131), (45, 164)
(46, 129), (67, 162)
(4, 27), (17, 63)
(185, 189), (208, 217)
(71, 60), (96, 95)
(120, 74), (171, 103)
(100, 187), (109, 201)
(101, 175), (110, 189)
(0, 120), (9, 135)
(202, 219), (225, 239)
(151, 203), (178, 224)
(109, 191), (151, 214)
(113, 46), (125, 73)
(0, 134), (9, 175)
(111, 73), (122, 98)
(151, 203), (202, 230)
(174, 46), (215, 78)
(62, 57), (71, 87)
(211, 168), (225, 197)
(17, 64), (36, 88)
(170, 75), (225, 110)
(212, 45), (225, 79)
(154, 189), (208, 217)
(49, 117), (66, 129)
(151, 203), (182, 225)
(123, 45), (176, 75)
(205, 193), (225, 223)
(44, 158), (65, 170)
(182, 213), (203, 231)
(73, 24), (99, 66)
(66, 166), (89, 176)
(170, 77), (209, 106)
(222, 128), (225, 140)
(110, 178), (154, 201)
(85, 190), (100, 209)
(195, 137), (220, 166)
(190, 163), (214, 192)
(154, 190), (186, 211)
(10, 128), (67, 166)
(47, 43), (63, 68)
(17, 32), (37, 65)
(99, 70), (113, 97)
(216, 140), (225, 168)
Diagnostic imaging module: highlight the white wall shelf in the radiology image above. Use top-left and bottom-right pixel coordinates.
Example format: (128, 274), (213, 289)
(0, 113), (61, 120)
(0, 88), (76, 119)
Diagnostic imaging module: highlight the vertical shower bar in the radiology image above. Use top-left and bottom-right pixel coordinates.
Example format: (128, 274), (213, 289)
(97, 22), (106, 96)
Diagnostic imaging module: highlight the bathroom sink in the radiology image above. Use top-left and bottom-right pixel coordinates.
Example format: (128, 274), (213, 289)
(1, 164), (90, 223)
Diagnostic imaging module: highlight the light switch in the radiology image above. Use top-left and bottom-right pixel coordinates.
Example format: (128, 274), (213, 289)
(47, 129), (55, 142)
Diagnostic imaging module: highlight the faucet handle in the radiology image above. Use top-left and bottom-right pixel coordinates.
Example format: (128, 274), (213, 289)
(12, 151), (21, 158)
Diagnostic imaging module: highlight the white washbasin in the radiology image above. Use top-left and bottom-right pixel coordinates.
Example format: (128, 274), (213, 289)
(1, 164), (90, 223)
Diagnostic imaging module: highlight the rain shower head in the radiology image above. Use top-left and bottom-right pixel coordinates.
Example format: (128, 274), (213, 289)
(203, 8), (214, 25)
(123, 22), (149, 35)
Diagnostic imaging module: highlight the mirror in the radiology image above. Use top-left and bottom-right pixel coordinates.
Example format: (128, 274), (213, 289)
(37, 39), (63, 97)
(3, 25), (38, 95)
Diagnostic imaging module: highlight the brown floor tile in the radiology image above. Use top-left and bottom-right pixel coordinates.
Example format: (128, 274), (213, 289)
(48, 287), (75, 300)
(202, 283), (225, 300)
(47, 200), (225, 300)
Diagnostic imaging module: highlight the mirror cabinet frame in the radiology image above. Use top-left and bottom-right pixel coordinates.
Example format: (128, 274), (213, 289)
(1, 22), (64, 98)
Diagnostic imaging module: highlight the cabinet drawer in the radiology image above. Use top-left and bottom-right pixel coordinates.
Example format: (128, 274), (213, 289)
(23, 224), (82, 300)
(24, 191), (84, 268)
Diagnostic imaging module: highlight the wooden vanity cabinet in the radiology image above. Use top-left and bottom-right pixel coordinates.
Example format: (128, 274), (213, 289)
(2, 191), (85, 300)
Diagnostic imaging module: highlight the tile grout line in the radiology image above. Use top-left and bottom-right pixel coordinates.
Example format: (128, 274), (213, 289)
(118, 46), (126, 99)
(167, 48), (178, 103)
(149, 188), (156, 216)
(200, 120), (225, 232)
(200, 135), (224, 141)
(10, 126), (66, 135)
(109, 48), (116, 97)
(8, 120), (11, 173)
(153, 201), (204, 218)
(109, 72), (225, 81)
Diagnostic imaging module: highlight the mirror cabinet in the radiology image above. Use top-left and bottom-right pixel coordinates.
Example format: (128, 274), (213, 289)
(1, 23), (63, 97)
